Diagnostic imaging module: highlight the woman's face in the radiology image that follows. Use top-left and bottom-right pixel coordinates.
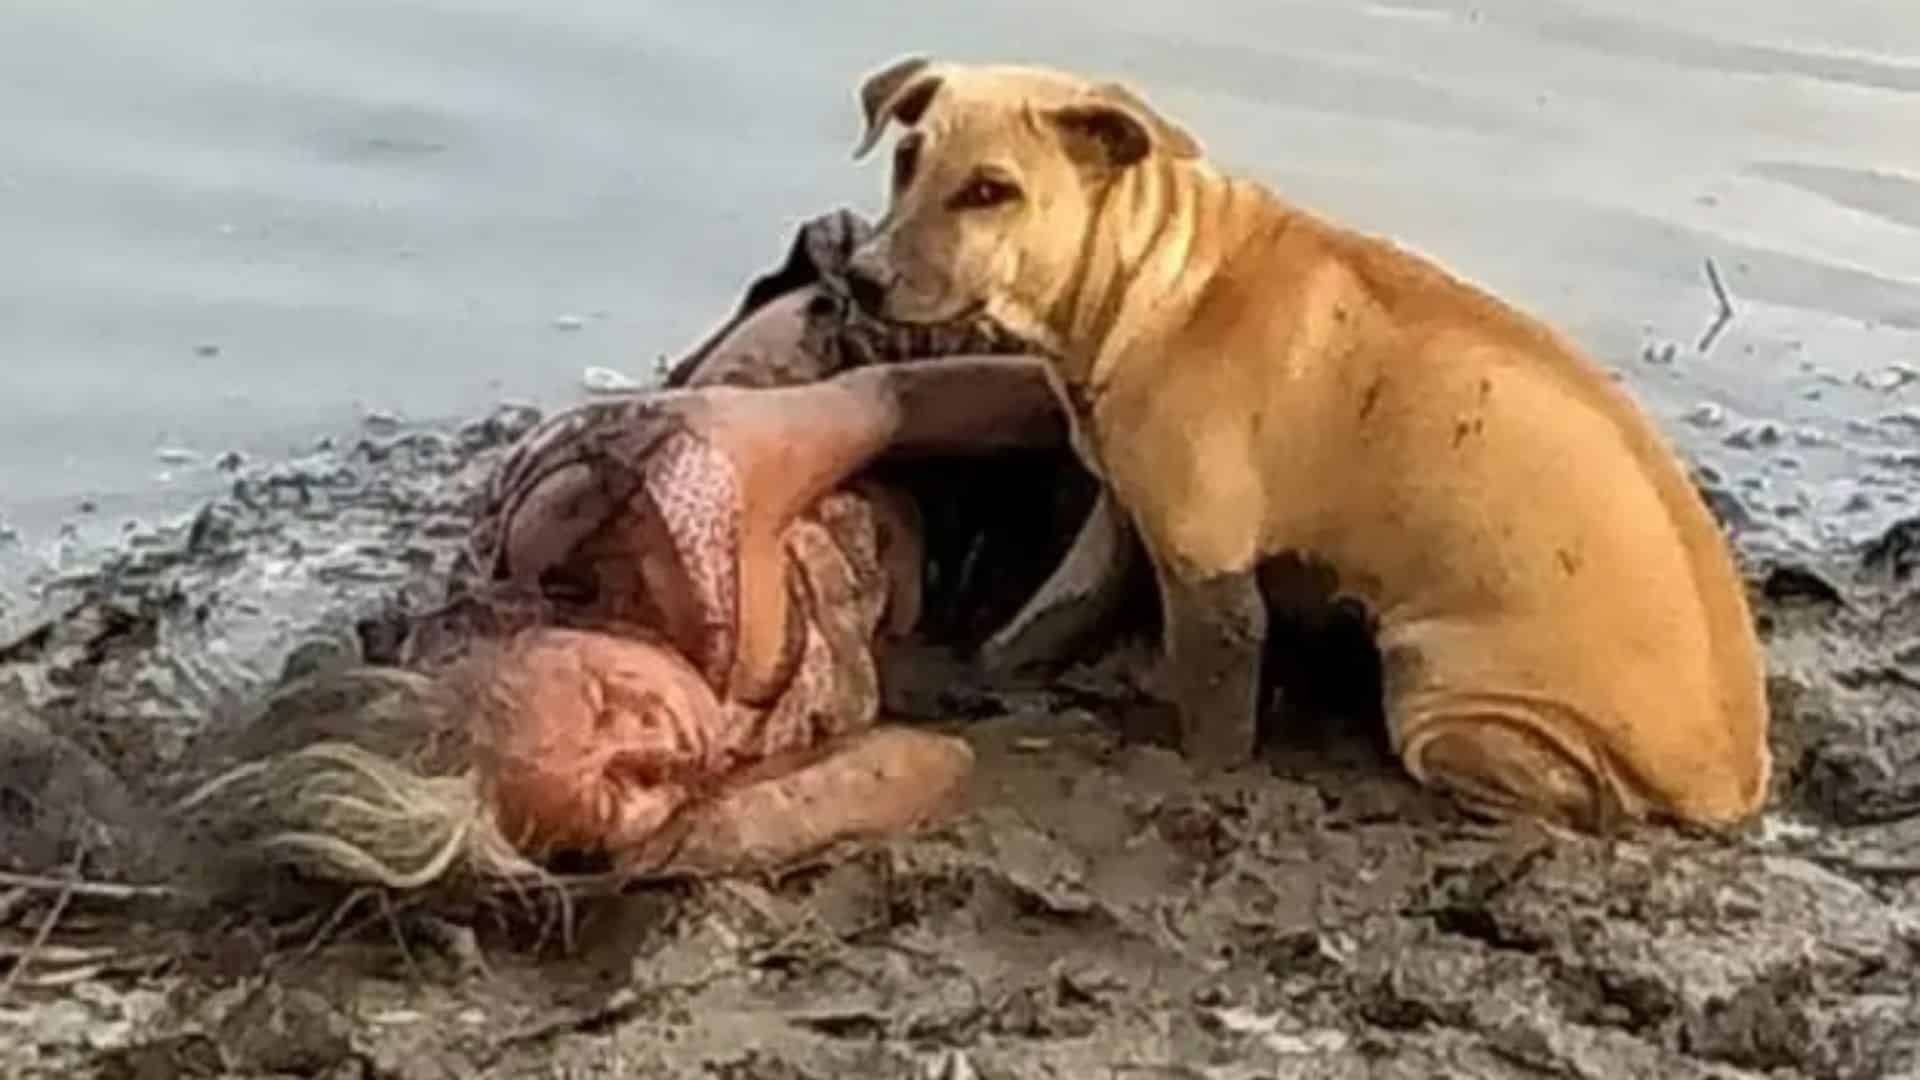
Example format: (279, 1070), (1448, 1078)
(478, 627), (724, 862)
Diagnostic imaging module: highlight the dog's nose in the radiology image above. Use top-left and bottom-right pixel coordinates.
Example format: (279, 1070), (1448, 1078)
(843, 259), (892, 315)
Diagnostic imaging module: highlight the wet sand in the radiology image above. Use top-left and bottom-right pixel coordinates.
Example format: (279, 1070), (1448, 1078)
(1, 397), (1919, 1079)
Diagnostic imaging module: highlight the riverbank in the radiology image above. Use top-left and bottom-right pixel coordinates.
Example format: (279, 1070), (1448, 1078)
(2, 396), (1918, 1079)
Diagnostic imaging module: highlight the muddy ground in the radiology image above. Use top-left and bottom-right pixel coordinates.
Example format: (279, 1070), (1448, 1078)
(3, 402), (1920, 1080)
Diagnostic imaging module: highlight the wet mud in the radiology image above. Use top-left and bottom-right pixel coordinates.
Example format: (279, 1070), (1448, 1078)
(3, 401), (1920, 1080)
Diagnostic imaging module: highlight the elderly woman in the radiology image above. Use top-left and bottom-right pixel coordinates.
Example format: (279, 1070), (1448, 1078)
(187, 211), (1100, 888)
(455, 354), (1067, 875)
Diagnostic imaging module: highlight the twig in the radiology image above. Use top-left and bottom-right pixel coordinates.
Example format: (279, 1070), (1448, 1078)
(13, 963), (107, 990)
(1804, 853), (1920, 881)
(0, 862), (80, 999)
(0, 870), (183, 902)
(0, 942), (124, 963)
(496, 987), (646, 1050)
(289, 887), (375, 968)
(378, 890), (421, 982)
(1696, 257), (1735, 353)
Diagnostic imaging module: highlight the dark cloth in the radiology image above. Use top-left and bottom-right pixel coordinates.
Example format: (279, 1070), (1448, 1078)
(664, 209), (1037, 389)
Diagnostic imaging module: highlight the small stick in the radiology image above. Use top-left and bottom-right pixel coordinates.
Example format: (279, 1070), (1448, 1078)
(377, 890), (421, 982)
(0, 942), (123, 963)
(14, 963), (107, 990)
(0, 887), (27, 925)
(1805, 854), (1920, 881)
(1697, 257), (1735, 353)
(0, 870), (182, 902)
(0, 863), (80, 999)
(290, 888), (375, 968)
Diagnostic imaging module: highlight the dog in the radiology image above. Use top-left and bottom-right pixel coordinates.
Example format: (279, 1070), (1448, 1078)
(838, 56), (1771, 830)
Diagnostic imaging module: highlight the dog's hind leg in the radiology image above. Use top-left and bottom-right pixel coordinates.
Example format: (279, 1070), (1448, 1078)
(1398, 714), (1616, 830)
(1382, 636), (1630, 831)
(1158, 563), (1267, 773)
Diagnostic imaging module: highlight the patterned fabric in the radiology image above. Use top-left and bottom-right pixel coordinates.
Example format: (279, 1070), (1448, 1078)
(637, 430), (741, 688)
(439, 207), (1032, 633)
(418, 208), (1042, 782)
(740, 491), (892, 762)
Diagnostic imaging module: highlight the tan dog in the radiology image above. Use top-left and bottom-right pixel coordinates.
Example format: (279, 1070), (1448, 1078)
(840, 56), (1771, 829)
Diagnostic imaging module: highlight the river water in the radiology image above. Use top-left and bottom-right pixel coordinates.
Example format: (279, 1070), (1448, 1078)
(3, 0), (1918, 595)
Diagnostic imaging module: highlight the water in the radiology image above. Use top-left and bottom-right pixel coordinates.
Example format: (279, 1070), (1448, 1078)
(3, 0), (1918, 592)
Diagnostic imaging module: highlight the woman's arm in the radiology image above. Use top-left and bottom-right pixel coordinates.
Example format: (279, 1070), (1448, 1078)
(840, 354), (1069, 458)
(703, 353), (1066, 538)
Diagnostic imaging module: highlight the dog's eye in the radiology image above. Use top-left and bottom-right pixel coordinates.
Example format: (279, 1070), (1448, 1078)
(947, 175), (1021, 211)
(893, 137), (921, 191)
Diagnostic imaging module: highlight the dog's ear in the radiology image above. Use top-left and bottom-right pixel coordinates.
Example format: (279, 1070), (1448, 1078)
(854, 56), (944, 160)
(1089, 82), (1202, 160)
(1049, 102), (1155, 170)
(1050, 82), (1200, 169)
